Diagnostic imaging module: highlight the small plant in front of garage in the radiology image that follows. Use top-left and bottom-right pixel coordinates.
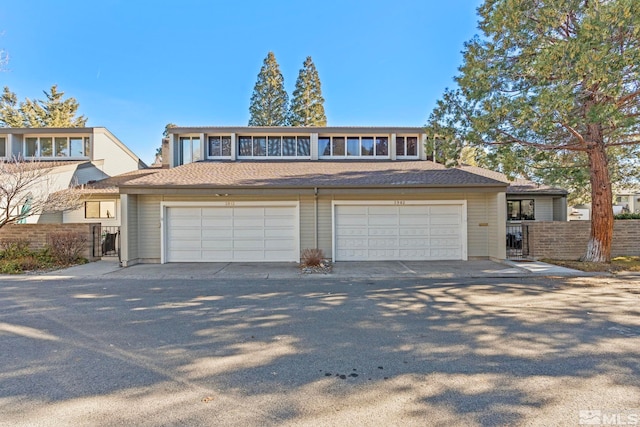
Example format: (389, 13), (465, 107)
(300, 248), (331, 274)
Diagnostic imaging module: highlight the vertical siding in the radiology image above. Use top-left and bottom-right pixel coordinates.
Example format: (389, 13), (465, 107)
(466, 193), (489, 257)
(299, 196), (316, 252)
(137, 195), (162, 260)
(534, 197), (553, 221)
(127, 195), (139, 260)
(317, 197), (333, 258)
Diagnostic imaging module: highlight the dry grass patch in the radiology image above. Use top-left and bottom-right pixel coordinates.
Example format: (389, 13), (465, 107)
(541, 256), (640, 273)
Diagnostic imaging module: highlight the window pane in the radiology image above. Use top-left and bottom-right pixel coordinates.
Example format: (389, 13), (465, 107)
(0, 137), (5, 157)
(55, 137), (68, 157)
(84, 137), (91, 158)
(85, 201), (100, 218)
(100, 201), (116, 218)
(70, 137), (83, 157)
(522, 200), (535, 220)
(192, 137), (201, 161)
(268, 136), (282, 156)
(180, 137), (192, 164)
(396, 136), (405, 156)
(209, 136), (221, 156)
(376, 137), (388, 156)
(507, 201), (521, 220)
(25, 137), (38, 157)
(40, 137), (53, 157)
(361, 137), (374, 156)
(238, 136), (252, 156)
(221, 136), (231, 156)
(253, 136), (266, 156)
(283, 137), (296, 156)
(332, 137), (345, 156)
(347, 137), (359, 156)
(406, 137), (417, 156)
(318, 137), (331, 156)
(297, 137), (310, 156)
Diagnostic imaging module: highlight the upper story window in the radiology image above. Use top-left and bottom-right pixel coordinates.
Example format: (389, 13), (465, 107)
(237, 135), (310, 158)
(207, 136), (232, 158)
(179, 136), (201, 165)
(0, 137), (6, 157)
(396, 136), (418, 157)
(507, 199), (535, 221)
(318, 135), (389, 158)
(24, 136), (91, 158)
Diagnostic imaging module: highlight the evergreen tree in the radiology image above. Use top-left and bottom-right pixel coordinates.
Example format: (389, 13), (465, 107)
(426, 0), (640, 262)
(21, 85), (87, 127)
(0, 87), (23, 127)
(289, 56), (326, 126)
(0, 85), (87, 128)
(248, 52), (289, 126)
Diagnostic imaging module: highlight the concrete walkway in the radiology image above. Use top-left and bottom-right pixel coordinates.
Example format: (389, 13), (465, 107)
(1, 258), (603, 281)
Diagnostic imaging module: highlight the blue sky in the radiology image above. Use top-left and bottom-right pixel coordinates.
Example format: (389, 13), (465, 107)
(1, 0), (482, 164)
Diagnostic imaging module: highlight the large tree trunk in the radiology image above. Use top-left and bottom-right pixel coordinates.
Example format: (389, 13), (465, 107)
(581, 139), (614, 262)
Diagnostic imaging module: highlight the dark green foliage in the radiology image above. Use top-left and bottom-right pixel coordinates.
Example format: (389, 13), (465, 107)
(248, 52), (289, 126)
(289, 57), (327, 126)
(614, 213), (640, 220)
(0, 84), (87, 128)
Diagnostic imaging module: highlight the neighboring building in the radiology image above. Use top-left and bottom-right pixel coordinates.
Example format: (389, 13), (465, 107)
(0, 127), (146, 224)
(63, 169), (161, 227)
(458, 166), (568, 222)
(613, 190), (640, 214)
(117, 126), (539, 266)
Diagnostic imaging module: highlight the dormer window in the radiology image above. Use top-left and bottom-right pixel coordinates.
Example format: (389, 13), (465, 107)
(396, 136), (418, 157)
(179, 136), (201, 165)
(24, 136), (91, 158)
(318, 135), (389, 158)
(237, 135), (310, 158)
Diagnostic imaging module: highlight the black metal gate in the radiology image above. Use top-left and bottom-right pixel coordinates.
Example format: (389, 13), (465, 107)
(506, 223), (529, 259)
(92, 225), (120, 261)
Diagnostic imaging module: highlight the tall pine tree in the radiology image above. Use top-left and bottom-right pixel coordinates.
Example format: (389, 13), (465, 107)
(0, 85), (87, 128)
(289, 56), (326, 126)
(248, 52), (289, 126)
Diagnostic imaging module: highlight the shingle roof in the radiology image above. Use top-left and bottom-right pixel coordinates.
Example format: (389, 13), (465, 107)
(122, 161), (507, 189)
(458, 165), (567, 195)
(73, 169), (161, 194)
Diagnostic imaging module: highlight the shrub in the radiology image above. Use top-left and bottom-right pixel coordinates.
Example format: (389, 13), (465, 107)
(0, 260), (22, 274)
(614, 213), (640, 220)
(46, 232), (87, 265)
(0, 239), (32, 259)
(301, 248), (326, 267)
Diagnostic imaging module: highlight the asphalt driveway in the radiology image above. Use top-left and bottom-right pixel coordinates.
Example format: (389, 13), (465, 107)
(1, 273), (639, 426)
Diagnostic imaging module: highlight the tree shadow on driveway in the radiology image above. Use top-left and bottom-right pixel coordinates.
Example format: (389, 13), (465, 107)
(0, 275), (639, 426)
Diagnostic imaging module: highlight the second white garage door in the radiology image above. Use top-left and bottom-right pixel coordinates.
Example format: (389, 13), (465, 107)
(334, 202), (467, 261)
(164, 204), (298, 262)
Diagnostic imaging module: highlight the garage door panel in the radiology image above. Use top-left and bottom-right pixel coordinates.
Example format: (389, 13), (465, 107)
(264, 228), (295, 238)
(202, 218), (233, 227)
(430, 216), (461, 225)
(335, 203), (465, 261)
(169, 228), (202, 239)
(368, 215), (398, 226)
(171, 207), (202, 217)
(166, 205), (298, 262)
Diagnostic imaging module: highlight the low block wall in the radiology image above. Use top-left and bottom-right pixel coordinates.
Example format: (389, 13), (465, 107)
(524, 220), (640, 260)
(0, 223), (101, 261)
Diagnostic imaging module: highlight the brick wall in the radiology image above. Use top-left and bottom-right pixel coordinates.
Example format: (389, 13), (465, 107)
(524, 220), (640, 260)
(0, 223), (101, 261)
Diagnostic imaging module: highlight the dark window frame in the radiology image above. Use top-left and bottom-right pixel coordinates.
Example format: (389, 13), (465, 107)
(507, 199), (535, 221)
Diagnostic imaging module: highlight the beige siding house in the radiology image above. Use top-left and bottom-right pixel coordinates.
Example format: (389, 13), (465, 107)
(0, 127), (146, 224)
(118, 127), (515, 266)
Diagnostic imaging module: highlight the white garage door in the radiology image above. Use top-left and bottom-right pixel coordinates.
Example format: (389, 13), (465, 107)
(165, 204), (298, 262)
(334, 202), (466, 261)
